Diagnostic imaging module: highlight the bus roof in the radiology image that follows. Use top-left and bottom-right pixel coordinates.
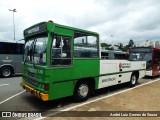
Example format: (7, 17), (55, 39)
(54, 22), (98, 35)
(24, 21), (98, 38)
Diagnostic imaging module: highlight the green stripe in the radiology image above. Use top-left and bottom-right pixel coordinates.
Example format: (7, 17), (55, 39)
(52, 69), (145, 84)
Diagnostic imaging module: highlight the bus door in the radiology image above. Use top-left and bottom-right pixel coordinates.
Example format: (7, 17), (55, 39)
(51, 34), (72, 66)
(51, 27), (73, 67)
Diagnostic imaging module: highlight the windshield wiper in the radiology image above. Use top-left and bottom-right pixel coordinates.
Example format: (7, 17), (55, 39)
(23, 50), (26, 65)
(32, 38), (37, 68)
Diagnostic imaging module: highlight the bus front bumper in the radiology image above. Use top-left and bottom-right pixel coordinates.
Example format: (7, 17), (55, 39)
(145, 70), (152, 76)
(20, 82), (48, 101)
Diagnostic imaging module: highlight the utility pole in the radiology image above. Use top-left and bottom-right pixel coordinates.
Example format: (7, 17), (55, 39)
(110, 34), (115, 49)
(9, 9), (17, 41)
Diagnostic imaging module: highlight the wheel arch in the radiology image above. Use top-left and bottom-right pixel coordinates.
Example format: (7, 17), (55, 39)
(132, 70), (139, 79)
(0, 64), (15, 74)
(74, 77), (96, 94)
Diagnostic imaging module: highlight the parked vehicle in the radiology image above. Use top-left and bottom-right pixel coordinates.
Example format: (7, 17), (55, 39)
(129, 47), (160, 76)
(0, 41), (24, 77)
(101, 50), (129, 60)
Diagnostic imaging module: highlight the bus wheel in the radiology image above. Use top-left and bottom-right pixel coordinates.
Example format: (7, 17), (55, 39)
(129, 73), (137, 87)
(0, 67), (13, 78)
(74, 81), (91, 102)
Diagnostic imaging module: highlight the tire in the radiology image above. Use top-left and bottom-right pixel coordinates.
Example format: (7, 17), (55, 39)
(74, 81), (91, 102)
(129, 73), (138, 87)
(0, 67), (13, 78)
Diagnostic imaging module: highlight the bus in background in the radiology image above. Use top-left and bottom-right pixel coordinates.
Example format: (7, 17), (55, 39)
(20, 21), (146, 102)
(129, 47), (160, 76)
(114, 51), (129, 60)
(0, 41), (24, 77)
(101, 50), (129, 60)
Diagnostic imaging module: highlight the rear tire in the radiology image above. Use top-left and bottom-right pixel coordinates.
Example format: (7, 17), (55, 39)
(0, 67), (13, 78)
(74, 81), (91, 102)
(129, 73), (137, 87)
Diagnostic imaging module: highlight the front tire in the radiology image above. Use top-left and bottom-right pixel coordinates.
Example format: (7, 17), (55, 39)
(0, 67), (13, 78)
(74, 81), (91, 102)
(129, 73), (138, 87)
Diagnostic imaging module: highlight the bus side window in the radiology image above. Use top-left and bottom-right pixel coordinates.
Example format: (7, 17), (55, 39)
(74, 32), (98, 58)
(51, 35), (72, 66)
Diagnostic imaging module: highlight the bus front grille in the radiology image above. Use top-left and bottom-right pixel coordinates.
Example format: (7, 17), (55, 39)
(24, 77), (38, 87)
(27, 72), (37, 78)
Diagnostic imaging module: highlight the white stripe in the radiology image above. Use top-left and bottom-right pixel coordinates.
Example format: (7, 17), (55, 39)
(0, 84), (9, 87)
(0, 90), (25, 105)
(34, 78), (160, 120)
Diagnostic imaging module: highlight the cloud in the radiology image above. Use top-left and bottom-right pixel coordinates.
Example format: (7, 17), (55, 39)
(0, 0), (160, 44)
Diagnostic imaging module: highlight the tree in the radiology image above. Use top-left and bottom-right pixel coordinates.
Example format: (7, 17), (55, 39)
(122, 45), (129, 52)
(119, 43), (123, 50)
(107, 47), (114, 50)
(128, 39), (134, 47)
(101, 43), (108, 48)
(101, 43), (112, 48)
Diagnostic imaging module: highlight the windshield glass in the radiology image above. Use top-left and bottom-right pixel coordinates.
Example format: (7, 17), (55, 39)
(24, 35), (48, 65)
(129, 52), (152, 67)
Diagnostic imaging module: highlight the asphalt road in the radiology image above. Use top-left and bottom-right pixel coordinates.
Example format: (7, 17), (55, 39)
(0, 76), (159, 120)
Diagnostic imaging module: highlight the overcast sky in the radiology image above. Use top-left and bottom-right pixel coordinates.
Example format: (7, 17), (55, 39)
(0, 0), (160, 44)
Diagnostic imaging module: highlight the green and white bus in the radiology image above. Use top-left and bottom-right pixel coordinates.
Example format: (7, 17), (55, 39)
(20, 21), (146, 102)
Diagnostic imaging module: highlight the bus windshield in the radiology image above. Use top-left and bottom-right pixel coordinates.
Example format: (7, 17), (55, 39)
(129, 53), (152, 61)
(129, 52), (152, 68)
(24, 35), (48, 65)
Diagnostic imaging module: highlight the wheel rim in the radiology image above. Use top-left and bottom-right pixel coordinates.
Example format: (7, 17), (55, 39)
(2, 69), (11, 77)
(78, 84), (89, 98)
(131, 75), (136, 85)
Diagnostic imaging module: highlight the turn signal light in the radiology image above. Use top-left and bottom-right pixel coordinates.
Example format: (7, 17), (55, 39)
(42, 84), (49, 91)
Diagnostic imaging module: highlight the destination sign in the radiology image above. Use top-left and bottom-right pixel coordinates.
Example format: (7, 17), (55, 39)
(24, 22), (47, 37)
(28, 26), (39, 34)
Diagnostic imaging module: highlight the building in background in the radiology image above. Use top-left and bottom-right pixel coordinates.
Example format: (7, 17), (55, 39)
(155, 41), (160, 48)
(135, 40), (160, 48)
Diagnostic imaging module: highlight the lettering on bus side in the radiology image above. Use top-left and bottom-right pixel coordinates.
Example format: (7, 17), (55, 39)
(121, 63), (131, 68)
(2, 56), (13, 62)
(102, 77), (116, 82)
